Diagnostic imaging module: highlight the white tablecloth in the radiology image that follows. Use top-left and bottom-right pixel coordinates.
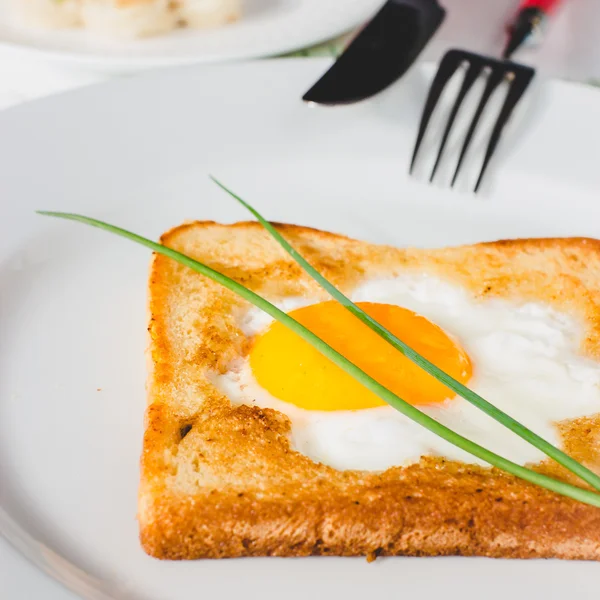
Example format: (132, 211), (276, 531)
(1, 2), (599, 600)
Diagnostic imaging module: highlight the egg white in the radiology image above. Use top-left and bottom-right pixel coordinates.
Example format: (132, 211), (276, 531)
(213, 274), (600, 471)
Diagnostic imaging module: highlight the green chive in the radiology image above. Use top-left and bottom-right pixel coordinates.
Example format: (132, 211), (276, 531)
(210, 176), (600, 493)
(37, 210), (600, 508)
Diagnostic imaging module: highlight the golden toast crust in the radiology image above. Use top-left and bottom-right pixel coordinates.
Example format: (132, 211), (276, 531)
(140, 221), (600, 560)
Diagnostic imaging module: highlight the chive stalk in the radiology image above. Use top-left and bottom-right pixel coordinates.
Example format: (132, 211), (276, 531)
(211, 177), (600, 493)
(37, 210), (600, 508)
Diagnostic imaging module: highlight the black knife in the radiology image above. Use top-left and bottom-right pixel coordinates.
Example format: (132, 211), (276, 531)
(303, 0), (446, 105)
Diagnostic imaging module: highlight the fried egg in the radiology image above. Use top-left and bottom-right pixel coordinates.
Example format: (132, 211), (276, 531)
(215, 274), (600, 471)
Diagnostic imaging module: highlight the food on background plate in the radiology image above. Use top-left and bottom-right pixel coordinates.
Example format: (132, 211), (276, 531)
(10, 0), (241, 39)
(139, 221), (600, 560)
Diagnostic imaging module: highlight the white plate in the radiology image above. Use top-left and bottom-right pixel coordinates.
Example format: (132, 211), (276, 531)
(0, 0), (380, 71)
(1, 59), (600, 600)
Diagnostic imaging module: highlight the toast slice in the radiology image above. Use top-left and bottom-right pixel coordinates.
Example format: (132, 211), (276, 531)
(140, 222), (600, 560)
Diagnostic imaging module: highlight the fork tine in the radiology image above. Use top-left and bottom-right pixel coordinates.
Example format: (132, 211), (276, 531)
(429, 59), (482, 183)
(474, 66), (535, 193)
(451, 68), (505, 188)
(410, 50), (463, 174)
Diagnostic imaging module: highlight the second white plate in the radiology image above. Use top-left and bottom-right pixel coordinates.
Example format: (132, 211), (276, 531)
(0, 0), (380, 70)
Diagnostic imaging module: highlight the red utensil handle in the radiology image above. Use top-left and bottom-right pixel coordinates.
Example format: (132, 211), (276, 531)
(517, 0), (563, 13)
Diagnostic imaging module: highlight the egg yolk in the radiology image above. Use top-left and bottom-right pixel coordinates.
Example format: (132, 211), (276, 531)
(249, 302), (472, 411)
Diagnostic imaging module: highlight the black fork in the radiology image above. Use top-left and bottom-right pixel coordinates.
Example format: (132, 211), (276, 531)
(410, 49), (535, 192)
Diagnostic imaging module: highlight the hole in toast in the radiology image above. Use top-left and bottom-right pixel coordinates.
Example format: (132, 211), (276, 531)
(211, 274), (600, 473)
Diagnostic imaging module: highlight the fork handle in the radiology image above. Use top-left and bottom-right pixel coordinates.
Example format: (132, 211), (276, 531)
(503, 0), (563, 59)
(516, 0), (563, 14)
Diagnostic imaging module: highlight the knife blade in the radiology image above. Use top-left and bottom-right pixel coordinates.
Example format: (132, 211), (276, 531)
(303, 0), (446, 105)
